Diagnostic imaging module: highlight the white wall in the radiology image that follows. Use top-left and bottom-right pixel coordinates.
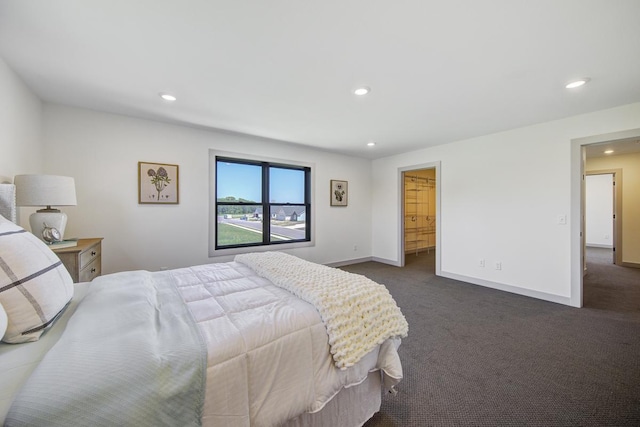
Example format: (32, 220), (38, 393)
(41, 105), (372, 273)
(0, 57), (43, 185)
(585, 174), (613, 248)
(4, 52), (639, 305)
(372, 102), (640, 306)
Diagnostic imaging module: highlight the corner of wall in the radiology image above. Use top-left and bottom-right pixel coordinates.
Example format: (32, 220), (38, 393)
(0, 55), (44, 179)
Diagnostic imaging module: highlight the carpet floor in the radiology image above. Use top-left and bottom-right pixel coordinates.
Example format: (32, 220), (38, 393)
(339, 248), (640, 426)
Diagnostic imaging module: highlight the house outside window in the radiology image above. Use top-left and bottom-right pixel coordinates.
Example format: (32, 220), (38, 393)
(211, 152), (312, 255)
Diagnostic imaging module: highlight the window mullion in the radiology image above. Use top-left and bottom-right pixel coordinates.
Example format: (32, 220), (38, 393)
(262, 163), (270, 245)
(305, 167), (311, 241)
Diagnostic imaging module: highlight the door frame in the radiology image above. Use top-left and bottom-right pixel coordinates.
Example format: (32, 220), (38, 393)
(585, 170), (623, 265)
(571, 127), (640, 307)
(398, 161), (441, 274)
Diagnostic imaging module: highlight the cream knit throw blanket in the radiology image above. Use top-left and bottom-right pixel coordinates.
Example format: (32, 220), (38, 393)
(235, 252), (408, 370)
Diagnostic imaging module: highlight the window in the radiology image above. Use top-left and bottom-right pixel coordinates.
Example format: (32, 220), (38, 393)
(213, 155), (311, 252)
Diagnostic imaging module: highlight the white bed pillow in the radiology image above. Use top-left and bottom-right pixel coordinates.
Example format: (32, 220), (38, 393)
(0, 214), (73, 343)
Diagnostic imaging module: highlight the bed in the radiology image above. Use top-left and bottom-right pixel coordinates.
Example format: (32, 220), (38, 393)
(0, 197), (407, 426)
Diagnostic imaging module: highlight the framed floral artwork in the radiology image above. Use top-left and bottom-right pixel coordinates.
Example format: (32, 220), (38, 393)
(330, 179), (348, 206)
(138, 162), (179, 204)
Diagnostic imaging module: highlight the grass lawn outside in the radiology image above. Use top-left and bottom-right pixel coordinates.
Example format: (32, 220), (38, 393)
(217, 222), (262, 246)
(217, 222), (290, 246)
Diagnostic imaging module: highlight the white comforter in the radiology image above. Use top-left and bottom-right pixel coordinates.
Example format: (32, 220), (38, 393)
(168, 261), (403, 427)
(235, 252), (408, 369)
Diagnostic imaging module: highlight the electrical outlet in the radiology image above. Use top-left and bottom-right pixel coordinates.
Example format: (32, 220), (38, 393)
(353, 245), (358, 251)
(479, 259), (485, 267)
(495, 262), (502, 270)
(558, 214), (567, 225)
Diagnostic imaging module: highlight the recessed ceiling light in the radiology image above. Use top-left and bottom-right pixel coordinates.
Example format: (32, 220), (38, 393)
(367, 141), (376, 147)
(159, 93), (177, 102)
(565, 78), (590, 89)
(604, 149), (614, 154)
(354, 87), (370, 96)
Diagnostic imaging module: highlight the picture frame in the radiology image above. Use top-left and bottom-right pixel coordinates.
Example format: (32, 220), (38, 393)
(138, 161), (179, 204)
(330, 179), (348, 206)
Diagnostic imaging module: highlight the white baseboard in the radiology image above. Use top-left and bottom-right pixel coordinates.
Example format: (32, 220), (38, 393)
(327, 257), (573, 307)
(621, 261), (640, 269)
(371, 256), (402, 267)
(440, 271), (572, 306)
(330, 256), (402, 267)
(326, 257), (373, 268)
(586, 244), (613, 249)
(327, 256), (402, 268)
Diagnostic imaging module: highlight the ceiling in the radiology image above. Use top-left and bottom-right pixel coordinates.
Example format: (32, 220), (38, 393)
(584, 137), (640, 159)
(1, 1), (639, 159)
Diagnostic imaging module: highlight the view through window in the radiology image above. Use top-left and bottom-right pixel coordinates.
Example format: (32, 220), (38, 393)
(215, 157), (310, 249)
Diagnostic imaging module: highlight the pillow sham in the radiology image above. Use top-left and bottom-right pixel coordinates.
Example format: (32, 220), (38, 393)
(0, 214), (73, 343)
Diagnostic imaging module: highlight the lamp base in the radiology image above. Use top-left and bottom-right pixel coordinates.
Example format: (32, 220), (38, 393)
(29, 211), (68, 242)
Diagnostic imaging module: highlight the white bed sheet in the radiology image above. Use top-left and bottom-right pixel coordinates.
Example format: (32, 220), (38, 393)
(0, 283), (90, 424)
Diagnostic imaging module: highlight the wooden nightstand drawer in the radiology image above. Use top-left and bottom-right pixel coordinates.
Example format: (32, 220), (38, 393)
(53, 238), (103, 283)
(79, 242), (101, 270)
(79, 256), (101, 283)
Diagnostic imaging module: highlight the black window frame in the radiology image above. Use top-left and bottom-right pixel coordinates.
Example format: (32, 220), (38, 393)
(215, 156), (311, 250)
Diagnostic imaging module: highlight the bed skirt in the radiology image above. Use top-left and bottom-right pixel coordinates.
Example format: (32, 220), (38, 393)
(283, 371), (382, 427)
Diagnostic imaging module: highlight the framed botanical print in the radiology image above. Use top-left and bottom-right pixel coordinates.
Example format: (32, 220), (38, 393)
(330, 179), (348, 206)
(138, 162), (179, 204)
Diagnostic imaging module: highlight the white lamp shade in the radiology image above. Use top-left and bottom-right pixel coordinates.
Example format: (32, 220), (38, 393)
(14, 175), (77, 242)
(14, 175), (77, 207)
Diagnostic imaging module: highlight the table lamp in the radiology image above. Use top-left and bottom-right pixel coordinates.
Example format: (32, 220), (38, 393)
(14, 174), (77, 242)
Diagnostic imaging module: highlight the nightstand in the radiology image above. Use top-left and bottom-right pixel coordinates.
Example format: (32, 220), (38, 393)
(52, 238), (103, 283)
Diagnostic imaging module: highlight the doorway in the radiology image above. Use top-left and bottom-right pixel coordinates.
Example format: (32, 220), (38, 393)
(571, 128), (640, 307)
(399, 162), (441, 272)
(403, 169), (436, 255)
(585, 173), (616, 264)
